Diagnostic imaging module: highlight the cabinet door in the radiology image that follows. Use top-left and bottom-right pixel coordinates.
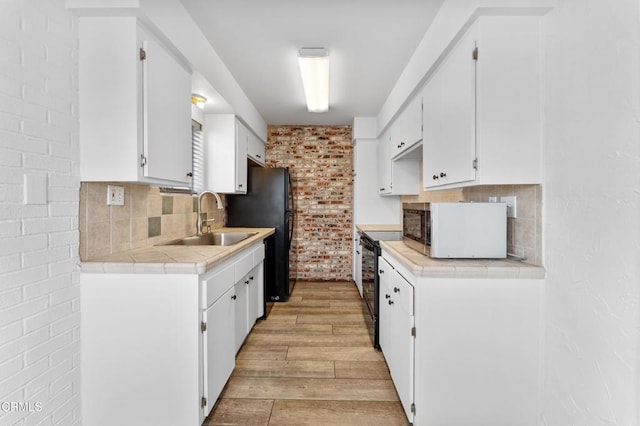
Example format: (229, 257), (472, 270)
(377, 257), (393, 353)
(387, 272), (415, 422)
(204, 287), (235, 416)
(142, 34), (192, 185)
(391, 95), (422, 158)
(423, 24), (477, 188)
(354, 238), (363, 297)
(247, 132), (265, 166)
(235, 121), (248, 193)
(376, 133), (392, 195)
(247, 263), (262, 326)
(234, 278), (249, 352)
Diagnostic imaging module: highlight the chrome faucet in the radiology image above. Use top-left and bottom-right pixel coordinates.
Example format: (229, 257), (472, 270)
(196, 191), (223, 236)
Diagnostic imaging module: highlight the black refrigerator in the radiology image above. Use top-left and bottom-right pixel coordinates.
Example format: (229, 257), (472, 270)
(226, 167), (295, 302)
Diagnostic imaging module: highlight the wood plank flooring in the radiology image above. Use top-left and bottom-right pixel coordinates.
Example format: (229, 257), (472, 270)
(203, 281), (408, 425)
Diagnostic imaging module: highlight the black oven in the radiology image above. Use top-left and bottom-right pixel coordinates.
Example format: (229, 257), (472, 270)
(358, 230), (403, 349)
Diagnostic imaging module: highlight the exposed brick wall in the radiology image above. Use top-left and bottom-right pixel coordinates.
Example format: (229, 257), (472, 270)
(266, 126), (353, 281)
(0, 2), (81, 424)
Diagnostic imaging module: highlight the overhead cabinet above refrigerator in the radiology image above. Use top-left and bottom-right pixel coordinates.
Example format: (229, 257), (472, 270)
(203, 114), (266, 193)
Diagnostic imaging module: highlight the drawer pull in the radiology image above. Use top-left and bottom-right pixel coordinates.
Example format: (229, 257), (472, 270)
(385, 294), (391, 299)
(388, 300), (394, 305)
(393, 287), (400, 293)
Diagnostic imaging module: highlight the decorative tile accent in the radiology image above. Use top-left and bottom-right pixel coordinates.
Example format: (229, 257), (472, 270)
(148, 217), (161, 237)
(78, 182), (226, 260)
(162, 196), (174, 215)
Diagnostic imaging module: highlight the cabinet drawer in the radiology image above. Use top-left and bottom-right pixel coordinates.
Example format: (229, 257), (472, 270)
(235, 251), (254, 281)
(203, 264), (235, 309)
(252, 243), (265, 264)
(392, 272), (414, 315)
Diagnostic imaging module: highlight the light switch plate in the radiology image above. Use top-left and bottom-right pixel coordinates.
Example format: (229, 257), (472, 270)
(107, 185), (125, 206)
(500, 196), (517, 218)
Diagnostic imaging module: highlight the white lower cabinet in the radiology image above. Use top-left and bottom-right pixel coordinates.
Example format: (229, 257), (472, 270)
(202, 243), (264, 416)
(354, 234), (363, 297)
(203, 286), (235, 416)
(81, 240), (266, 426)
(379, 249), (545, 426)
(233, 277), (249, 352)
(378, 256), (415, 422)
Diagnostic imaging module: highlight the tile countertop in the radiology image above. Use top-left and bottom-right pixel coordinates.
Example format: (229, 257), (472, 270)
(81, 227), (275, 275)
(356, 224), (402, 232)
(380, 241), (546, 279)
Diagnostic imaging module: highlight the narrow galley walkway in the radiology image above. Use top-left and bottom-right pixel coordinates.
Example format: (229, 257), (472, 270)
(203, 281), (408, 425)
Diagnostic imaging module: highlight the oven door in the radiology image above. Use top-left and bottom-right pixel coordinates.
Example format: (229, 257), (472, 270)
(359, 234), (379, 349)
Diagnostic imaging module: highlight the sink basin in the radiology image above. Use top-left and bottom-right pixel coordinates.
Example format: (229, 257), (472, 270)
(158, 232), (258, 247)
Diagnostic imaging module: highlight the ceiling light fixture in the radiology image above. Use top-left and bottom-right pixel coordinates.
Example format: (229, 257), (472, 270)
(191, 94), (207, 109)
(297, 48), (330, 113)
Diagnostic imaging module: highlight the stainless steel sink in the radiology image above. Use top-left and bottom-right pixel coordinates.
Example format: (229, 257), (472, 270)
(158, 231), (257, 247)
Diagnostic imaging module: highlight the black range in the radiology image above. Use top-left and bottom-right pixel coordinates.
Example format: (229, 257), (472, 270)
(358, 229), (403, 349)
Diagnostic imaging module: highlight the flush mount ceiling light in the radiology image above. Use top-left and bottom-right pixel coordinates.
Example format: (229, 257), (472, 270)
(297, 48), (330, 113)
(191, 93), (207, 109)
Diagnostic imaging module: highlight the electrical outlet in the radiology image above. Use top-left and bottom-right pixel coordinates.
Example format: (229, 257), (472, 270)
(488, 196), (497, 203)
(107, 185), (125, 206)
(500, 196), (517, 218)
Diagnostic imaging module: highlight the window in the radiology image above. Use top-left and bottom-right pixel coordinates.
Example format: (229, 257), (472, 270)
(159, 119), (203, 194)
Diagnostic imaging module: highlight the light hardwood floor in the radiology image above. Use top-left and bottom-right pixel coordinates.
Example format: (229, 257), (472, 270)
(203, 280), (408, 425)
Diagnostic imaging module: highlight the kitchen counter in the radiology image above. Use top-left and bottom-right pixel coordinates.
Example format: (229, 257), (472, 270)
(380, 240), (545, 279)
(80, 227), (275, 275)
(356, 224), (402, 232)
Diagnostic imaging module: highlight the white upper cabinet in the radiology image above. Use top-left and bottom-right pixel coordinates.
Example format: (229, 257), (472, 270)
(78, 17), (192, 186)
(247, 131), (266, 166)
(203, 114), (249, 194)
(423, 16), (542, 190)
(422, 22), (477, 188)
(390, 94), (423, 159)
(377, 130), (392, 195)
(377, 129), (420, 197)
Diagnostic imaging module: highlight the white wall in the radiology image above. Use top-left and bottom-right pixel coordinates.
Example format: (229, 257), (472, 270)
(380, 0), (640, 424)
(353, 139), (401, 225)
(0, 1), (81, 424)
(543, 1), (640, 424)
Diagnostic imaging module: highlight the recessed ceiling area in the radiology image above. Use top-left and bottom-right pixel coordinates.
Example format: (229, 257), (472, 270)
(180, 0), (445, 125)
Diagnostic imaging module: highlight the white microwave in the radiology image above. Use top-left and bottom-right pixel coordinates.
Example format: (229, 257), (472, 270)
(402, 202), (507, 258)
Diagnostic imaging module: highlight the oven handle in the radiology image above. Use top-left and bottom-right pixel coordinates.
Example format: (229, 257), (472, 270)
(359, 235), (377, 251)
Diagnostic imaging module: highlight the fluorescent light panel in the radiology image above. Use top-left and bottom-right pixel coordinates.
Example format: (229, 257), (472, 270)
(298, 48), (329, 113)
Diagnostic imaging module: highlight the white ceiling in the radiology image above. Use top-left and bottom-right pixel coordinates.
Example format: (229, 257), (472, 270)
(180, 0), (444, 126)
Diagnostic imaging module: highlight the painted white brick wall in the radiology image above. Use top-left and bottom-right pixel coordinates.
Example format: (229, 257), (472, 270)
(0, 1), (80, 425)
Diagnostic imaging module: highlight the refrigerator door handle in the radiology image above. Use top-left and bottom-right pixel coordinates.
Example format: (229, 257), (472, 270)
(286, 212), (294, 249)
